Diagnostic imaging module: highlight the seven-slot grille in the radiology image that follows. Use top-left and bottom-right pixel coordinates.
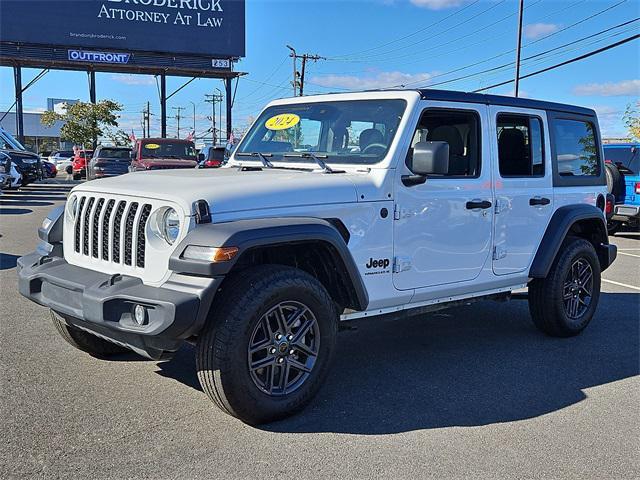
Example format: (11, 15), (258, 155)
(73, 195), (152, 268)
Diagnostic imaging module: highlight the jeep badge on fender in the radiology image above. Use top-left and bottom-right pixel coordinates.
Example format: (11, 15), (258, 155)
(18, 88), (616, 425)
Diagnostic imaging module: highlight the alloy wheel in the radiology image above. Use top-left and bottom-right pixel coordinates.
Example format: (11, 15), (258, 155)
(247, 301), (320, 396)
(562, 258), (593, 320)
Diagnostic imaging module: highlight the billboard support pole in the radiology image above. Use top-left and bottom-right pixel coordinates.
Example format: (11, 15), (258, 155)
(225, 78), (232, 143)
(88, 70), (97, 149)
(160, 73), (167, 138)
(13, 66), (24, 145)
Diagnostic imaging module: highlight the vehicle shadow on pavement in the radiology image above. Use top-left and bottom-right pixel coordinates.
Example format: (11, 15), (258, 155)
(0, 200), (55, 207)
(0, 208), (33, 215)
(0, 253), (20, 270)
(255, 292), (638, 434)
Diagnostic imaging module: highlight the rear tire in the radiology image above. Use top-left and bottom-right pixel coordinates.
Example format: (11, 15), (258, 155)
(51, 310), (129, 357)
(196, 265), (338, 424)
(528, 238), (601, 337)
(72, 173), (81, 181)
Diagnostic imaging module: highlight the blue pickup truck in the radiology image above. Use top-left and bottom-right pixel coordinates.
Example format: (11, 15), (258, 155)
(604, 143), (640, 233)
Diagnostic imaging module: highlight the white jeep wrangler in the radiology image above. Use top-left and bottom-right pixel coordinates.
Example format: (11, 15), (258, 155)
(18, 89), (617, 424)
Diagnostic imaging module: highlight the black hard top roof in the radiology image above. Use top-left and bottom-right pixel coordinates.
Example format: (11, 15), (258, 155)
(415, 89), (594, 116)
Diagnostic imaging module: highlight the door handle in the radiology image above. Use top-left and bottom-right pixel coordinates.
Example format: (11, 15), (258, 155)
(529, 197), (551, 206)
(466, 199), (492, 210)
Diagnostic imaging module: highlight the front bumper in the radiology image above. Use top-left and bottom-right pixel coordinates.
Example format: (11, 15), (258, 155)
(18, 252), (221, 359)
(612, 204), (640, 222)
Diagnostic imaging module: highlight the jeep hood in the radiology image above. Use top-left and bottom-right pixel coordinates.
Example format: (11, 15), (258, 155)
(75, 167), (362, 215)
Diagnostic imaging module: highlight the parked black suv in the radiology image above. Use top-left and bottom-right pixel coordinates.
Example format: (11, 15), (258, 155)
(87, 145), (132, 180)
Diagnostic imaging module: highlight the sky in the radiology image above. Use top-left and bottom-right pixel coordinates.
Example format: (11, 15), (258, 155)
(1, 0), (639, 140)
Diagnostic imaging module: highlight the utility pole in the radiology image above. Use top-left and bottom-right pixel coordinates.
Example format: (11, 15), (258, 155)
(205, 91), (223, 144)
(189, 101), (196, 142)
(514, 0), (524, 97)
(286, 45), (325, 96)
(172, 106), (184, 138)
(141, 102), (152, 137)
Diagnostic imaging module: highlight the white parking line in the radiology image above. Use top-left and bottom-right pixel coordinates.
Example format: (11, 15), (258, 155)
(618, 252), (640, 259)
(618, 248), (640, 251)
(602, 279), (640, 291)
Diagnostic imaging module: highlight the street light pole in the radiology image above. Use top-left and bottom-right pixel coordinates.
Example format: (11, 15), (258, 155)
(189, 101), (196, 142)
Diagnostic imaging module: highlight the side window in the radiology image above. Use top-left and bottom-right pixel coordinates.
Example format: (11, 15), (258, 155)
(553, 119), (600, 177)
(408, 109), (480, 177)
(497, 114), (544, 177)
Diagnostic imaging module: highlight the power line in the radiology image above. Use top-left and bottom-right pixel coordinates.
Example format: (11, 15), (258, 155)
(401, 18), (639, 90)
(329, 0), (482, 59)
(474, 34), (640, 93)
(171, 106), (184, 138)
(331, 0), (510, 62)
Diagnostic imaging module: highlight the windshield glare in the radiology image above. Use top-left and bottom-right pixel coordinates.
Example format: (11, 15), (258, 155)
(236, 99), (407, 165)
(141, 142), (196, 159)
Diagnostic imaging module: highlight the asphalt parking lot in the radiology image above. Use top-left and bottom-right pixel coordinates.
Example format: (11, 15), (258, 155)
(1, 182), (638, 479)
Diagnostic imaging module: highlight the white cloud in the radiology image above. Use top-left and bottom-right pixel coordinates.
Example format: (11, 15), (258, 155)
(573, 80), (640, 97)
(592, 105), (626, 137)
(524, 23), (560, 40)
(110, 74), (155, 86)
(311, 71), (434, 90)
(410, 0), (468, 10)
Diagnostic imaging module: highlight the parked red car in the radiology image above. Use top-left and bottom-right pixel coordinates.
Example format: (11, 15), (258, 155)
(71, 150), (94, 180)
(129, 138), (198, 171)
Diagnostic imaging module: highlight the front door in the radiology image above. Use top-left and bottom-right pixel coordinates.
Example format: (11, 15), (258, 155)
(490, 107), (554, 275)
(393, 102), (494, 290)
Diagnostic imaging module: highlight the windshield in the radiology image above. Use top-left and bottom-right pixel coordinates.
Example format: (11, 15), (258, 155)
(141, 141), (196, 160)
(99, 148), (131, 159)
(0, 129), (26, 151)
(236, 99), (407, 165)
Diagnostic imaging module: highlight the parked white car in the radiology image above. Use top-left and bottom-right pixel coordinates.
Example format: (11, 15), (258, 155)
(18, 89), (617, 424)
(49, 150), (75, 175)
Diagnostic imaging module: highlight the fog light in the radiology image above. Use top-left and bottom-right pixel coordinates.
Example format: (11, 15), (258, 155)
(134, 304), (146, 326)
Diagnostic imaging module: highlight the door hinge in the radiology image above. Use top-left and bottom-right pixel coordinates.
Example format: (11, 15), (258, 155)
(393, 256), (412, 273)
(493, 246), (507, 261)
(393, 204), (400, 220)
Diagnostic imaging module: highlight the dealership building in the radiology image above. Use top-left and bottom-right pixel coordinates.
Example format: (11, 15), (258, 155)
(0, 111), (66, 154)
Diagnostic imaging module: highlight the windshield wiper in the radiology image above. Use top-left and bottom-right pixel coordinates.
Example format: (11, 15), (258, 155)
(283, 152), (339, 173)
(236, 152), (273, 168)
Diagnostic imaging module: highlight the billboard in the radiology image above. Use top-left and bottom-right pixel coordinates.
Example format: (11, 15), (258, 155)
(0, 0), (245, 59)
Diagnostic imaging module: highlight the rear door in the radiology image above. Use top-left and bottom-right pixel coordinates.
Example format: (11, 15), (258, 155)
(490, 107), (553, 275)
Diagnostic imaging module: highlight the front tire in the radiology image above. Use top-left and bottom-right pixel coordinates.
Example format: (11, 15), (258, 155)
(528, 238), (601, 337)
(196, 265), (338, 424)
(51, 310), (129, 357)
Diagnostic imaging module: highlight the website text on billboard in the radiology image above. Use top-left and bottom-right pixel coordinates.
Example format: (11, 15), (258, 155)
(0, 0), (245, 58)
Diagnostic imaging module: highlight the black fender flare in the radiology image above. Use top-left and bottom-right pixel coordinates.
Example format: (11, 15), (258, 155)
(529, 204), (616, 278)
(169, 217), (369, 311)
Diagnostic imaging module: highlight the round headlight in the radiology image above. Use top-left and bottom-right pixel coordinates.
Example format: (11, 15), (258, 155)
(161, 208), (180, 244)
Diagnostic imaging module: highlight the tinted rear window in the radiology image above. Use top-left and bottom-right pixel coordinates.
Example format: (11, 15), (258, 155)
(553, 119), (600, 177)
(99, 148), (130, 159)
(604, 146), (639, 174)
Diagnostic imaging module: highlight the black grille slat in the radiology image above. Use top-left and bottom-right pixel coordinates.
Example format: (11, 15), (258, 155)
(74, 197), (86, 253)
(82, 198), (95, 256)
(136, 204), (152, 268)
(123, 202), (139, 266)
(92, 199), (105, 258)
(112, 201), (126, 263)
(102, 200), (115, 260)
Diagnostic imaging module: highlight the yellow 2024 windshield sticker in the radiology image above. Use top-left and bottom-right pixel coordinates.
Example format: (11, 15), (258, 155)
(265, 113), (300, 131)
(144, 143), (160, 149)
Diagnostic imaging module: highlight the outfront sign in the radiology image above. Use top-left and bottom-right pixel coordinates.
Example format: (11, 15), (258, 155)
(0, 0), (245, 59)
(68, 50), (130, 64)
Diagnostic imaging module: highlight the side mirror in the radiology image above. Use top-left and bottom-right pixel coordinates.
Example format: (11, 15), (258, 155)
(198, 153), (205, 162)
(409, 141), (449, 176)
